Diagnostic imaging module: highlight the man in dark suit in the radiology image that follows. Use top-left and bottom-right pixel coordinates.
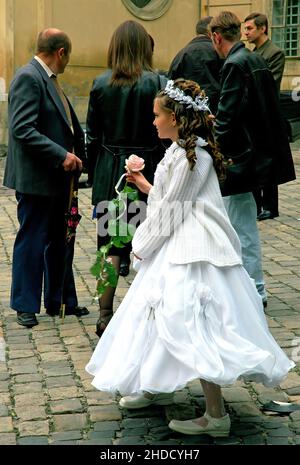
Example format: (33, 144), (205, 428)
(4, 28), (89, 327)
(244, 12), (286, 221)
(168, 16), (223, 115)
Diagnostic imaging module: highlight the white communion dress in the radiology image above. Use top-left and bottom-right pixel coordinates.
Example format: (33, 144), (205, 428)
(86, 139), (294, 395)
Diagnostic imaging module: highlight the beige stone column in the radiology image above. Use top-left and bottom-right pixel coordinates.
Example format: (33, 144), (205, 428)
(37, 0), (53, 31)
(0, 0), (14, 99)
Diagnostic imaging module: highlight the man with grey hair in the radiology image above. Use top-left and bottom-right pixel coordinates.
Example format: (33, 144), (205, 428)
(210, 11), (295, 309)
(168, 16), (223, 114)
(4, 28), (88, 327)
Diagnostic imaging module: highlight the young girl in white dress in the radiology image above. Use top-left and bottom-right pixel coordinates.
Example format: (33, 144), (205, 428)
(86, 79), (294, 437)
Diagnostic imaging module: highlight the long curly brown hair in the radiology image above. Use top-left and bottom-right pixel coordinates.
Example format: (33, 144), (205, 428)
(156, 79), (226, 182)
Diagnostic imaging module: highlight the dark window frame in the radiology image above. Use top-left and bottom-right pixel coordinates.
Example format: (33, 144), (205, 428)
(272, 0), (300, 57)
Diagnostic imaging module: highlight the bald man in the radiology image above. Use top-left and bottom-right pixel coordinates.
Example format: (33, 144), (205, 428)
(4, 28), (88, 327)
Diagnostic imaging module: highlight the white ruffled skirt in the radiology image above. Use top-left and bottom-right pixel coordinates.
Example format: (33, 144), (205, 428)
(86, 241), (294, 395)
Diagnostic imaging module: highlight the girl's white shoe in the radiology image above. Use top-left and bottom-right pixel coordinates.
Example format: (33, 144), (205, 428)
(168, 412), (231, 437)
(119, 392), (174, 409)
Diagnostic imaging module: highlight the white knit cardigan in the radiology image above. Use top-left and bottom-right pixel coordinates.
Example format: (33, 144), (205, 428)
(132, 139), (242, 267)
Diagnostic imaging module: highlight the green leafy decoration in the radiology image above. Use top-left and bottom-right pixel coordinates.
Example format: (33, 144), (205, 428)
(91, 182), (138, 297)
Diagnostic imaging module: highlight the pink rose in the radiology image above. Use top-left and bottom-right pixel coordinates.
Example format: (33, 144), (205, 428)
(125, 154), (145, 172)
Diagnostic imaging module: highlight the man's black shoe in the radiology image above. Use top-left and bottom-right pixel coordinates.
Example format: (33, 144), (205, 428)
(257, 210), (278, 221)
(65, 305), (90, 316)
(46, 306), (89, 317)
(17, 312), (38, 328)
(45, 307), (60, 316)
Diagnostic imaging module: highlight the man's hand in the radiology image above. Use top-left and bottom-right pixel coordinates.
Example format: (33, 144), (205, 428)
(62, 152), (83, 172)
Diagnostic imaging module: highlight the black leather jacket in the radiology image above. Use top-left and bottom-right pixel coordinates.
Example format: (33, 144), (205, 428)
(86, 70), (167, 205)
(168, 35), (223, 115)
(215, 42), (295, 196)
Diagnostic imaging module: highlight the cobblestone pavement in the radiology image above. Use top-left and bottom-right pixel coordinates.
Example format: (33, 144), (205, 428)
(1, 143), (300, 446)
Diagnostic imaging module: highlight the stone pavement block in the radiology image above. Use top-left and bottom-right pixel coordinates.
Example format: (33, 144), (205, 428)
(0, 392), (11, 405)
(14, 392), (46, 407)
(0, 380), (9, 392)
(0, 405), (9, 417)
(243, 434), (266, 445)
(32, 330), (58, 339)
(34, 337), (62, 345)
(15, 405), (47, 421)
(0, 416), (13, 432)
(266, 436), (291, 445)
(78, 439), (113, 445)
(257, 391), (290, 404)
(222, 387), (252, 403)
(147, 425), (172, 441)
(286, 386), (300, 395)
(0, 433), (17, 445)
(51, 430), (83, 441)
(49, 398), (83, 414)
(229, 403), (262, 417)
(89, 405), (122, 422)
(9, 363), (39, 375)
(13, 373), (43, 383)
(114, 436), (146, 445)
(8, 349), (35, 359)
(165, 404), (196, 421)
(290, 411), (300, 421)
(13, 382), (43, 394)
(121, 418), (148, 429)
(267, 426), (290, 436)
(18, 436), (49, 445)
(93, 421), (120, 431)
(88, 430), (116, 439)
(45, 376), (77, 388)
(86, 390), (115, 406)
(47, 386), (81, 400)
(18, 420), (50, 437)
(36, 344), (65, 353)
(40, 352), (68, 362)
(52, 413), (88, 431)
(214, 437), (242, 445)
(280, 371), (300, 389)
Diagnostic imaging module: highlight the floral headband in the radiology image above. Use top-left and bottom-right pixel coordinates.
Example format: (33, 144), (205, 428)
(162, 80), (211, 113)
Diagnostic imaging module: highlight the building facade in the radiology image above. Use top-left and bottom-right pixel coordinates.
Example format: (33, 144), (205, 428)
(0, 0), (299, 145)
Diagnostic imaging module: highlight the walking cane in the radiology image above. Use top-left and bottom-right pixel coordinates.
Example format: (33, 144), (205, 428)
(59, 173), (81, 322)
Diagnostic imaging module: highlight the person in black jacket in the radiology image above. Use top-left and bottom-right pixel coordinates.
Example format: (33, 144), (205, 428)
(210, 11), (295, 308)
(3, 29), (88, 327)
(244, 12), (286, 221)
(86, 20), (166, 337)
(168, 16), (223, 115)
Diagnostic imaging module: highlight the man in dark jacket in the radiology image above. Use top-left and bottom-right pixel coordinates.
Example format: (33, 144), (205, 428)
(168, 16), (223, 115)
(210, 11), (295, 308)
(4, 28), (88, 327)
(244, 12), (286, 221)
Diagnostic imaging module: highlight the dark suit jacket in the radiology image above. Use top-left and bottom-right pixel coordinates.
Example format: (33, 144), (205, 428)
(4, 58), (85, 196)
(254, 39), (285, 92)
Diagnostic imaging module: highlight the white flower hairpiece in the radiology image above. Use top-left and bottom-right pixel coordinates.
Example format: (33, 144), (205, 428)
(163, 80), (211, 113)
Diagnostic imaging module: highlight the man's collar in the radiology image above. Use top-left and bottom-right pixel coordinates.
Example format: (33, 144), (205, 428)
(34, 56), (54, 78)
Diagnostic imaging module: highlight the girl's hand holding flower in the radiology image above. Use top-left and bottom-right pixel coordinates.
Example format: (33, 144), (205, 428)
(125, 154), (152, 194)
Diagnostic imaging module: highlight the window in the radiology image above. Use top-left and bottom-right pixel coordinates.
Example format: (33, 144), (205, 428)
(272, 0), (300, 56)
